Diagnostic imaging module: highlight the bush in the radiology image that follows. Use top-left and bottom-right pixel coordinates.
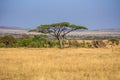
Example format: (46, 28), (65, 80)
(0, 43), (5, 48)
(29, 42), (42, 48)
(16, 35), (60, 48)
(18, 38), (32, 47)
(0, 35), (17, 47)
(48, 40), (59, 48)
(86, 42), (92, 48)
(108, 38), (119, 45)
(33, 35), (48, 42)
(32, 35), (49, 48)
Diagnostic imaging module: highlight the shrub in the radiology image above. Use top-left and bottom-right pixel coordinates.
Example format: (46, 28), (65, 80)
(0, 42), (5, 48)
(32, 35), (49, 48)
(48, 40), (58, 48)
(29, 42), (42, 48)
(33, 35), (48, 42)
(0, 35), (17, 47)
(18, 38), (32, 47)
(108, 38), (119, 45)
(86, 42), (92, 48)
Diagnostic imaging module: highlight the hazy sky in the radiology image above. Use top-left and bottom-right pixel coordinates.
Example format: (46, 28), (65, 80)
(0, 0), (120, 30)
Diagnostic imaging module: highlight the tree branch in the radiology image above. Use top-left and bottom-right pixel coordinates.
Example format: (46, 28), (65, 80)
(63, 28), (79, 37)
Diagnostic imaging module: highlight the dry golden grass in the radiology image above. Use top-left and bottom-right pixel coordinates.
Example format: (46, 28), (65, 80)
(0, 47), (120, 80)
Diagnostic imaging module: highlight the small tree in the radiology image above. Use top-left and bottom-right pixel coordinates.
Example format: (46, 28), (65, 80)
(37, 22), (87, 48)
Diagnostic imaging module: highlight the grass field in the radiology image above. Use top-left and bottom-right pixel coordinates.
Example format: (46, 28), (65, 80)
(0, 47), (120, 80)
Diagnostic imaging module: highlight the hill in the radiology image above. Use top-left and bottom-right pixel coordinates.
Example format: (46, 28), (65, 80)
(0, 26), (24, 30)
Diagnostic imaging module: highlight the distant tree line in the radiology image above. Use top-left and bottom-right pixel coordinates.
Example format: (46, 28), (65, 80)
(0, 35), (119, 48)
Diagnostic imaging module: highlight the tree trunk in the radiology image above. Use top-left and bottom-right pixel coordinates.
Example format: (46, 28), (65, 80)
(59, 39), (63, 48)
(57, 36), (65, 49)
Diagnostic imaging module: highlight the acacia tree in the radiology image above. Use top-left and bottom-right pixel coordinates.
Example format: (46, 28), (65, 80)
(37, 22), (88, 48)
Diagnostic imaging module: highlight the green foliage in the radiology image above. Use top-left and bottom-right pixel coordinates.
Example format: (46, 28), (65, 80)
(0, 35), (17, 47)
(93, 36), (102, 40)
(32, 35), (49, 48)
(38, 24), (50, 29)
(29, 42), (42, 48)
(37, 22), (88, 48)
(28, 29), (37, 32)
(108, 38), (119, 45)
(0, 42), (5, 48)
(33, 35), (48, 42)
(18, 38), (32, 47)
(0, 34), (116, 49)
(17, 35), (59, 48)
(48, 40), (59, 48)
(69, 24), (88, 29)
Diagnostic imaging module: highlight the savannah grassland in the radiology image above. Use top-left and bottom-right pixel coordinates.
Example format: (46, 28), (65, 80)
(0, 47), (120, 80)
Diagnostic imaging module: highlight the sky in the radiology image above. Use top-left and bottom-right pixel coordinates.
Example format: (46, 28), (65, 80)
(0, 0), (120, 30)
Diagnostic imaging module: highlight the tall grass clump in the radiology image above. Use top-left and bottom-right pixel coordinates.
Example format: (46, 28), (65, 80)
(92, 40), (106, 48)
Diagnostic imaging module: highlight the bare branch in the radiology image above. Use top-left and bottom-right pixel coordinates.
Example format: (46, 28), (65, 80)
(63, 28), (78, 37)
